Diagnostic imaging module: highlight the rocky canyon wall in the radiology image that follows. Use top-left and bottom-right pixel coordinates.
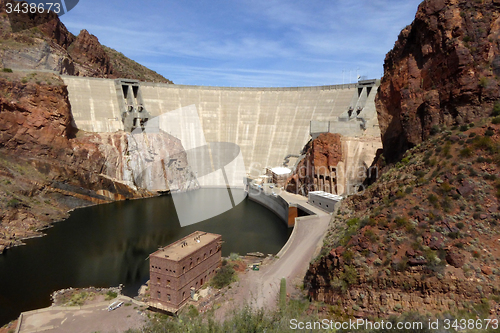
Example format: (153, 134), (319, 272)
(0, 74), (190, 252)
(377, 0), (500, 162)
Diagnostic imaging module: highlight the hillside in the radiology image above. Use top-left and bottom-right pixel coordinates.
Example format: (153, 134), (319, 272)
(304, 0), (500, 321)
(305, 121), (500, 318)
(0, 0), (172, 82)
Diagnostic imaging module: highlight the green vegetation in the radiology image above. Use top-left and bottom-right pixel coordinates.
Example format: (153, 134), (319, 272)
(2, 68), (12, 73)
(105, 290), (118, 300)
(330, 265), (358, 293)
(7, 198), (20, 208)
(210, 260), (236, 289)
(492, 102), (500, 116)
(126, 300), (316, 333)
(67, 291), (95, 306)
(279, 278), (286, 309)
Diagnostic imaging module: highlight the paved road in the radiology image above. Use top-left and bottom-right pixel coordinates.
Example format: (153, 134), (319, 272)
(217, 192), (333, 314)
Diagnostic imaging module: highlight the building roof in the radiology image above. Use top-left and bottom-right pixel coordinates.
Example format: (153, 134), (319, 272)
(271, 167), (291, 175)
(151, 231), (221, 261)
(308, 191), (343, 201)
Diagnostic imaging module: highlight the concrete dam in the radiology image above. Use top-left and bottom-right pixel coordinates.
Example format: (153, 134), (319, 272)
(62, 76), (382, 192)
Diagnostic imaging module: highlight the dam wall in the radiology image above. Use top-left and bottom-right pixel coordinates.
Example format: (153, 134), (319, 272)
(63, 77), (377, 161)
(62, 76), (381, 190)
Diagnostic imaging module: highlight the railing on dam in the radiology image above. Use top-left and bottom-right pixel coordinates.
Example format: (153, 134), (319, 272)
(140, 82), (358, 91)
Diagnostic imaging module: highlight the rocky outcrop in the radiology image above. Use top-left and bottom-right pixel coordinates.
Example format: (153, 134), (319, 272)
(67, 29), (113, 77)
(0, 0), (171, 82)
(376, 0), (500, 162)
(286, 133), (342, 195)
(305, 251), (489, 318)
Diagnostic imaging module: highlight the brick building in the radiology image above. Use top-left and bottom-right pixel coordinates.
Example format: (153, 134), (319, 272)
(148, 231), (222, 312)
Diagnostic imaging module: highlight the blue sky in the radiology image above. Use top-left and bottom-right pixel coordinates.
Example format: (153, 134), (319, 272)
(60, 0), (423, 87)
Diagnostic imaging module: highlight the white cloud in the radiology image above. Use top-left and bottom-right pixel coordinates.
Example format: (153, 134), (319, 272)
(61, 0), (423, 87)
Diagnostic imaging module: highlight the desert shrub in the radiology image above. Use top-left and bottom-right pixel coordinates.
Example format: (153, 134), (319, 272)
(459, 147), (473, 157)
(68, 292), (91, 306)
(460, 124), (469, 132)
(474, 136), (494, 152)
(2, 68), (12, 73)
(341, 265), (358, 286)
(210, 264), (236, 289)
(360, 217), (376, 227)
(346, 218), (359, 227)
(479, 77), (488, 88)
(364, 229), (378, 243)
(427, 194), (439, 206)
(414, 170), (426, 178)
(7, 198), (20, 208)
(342, 249), (354, 264)
(442, 142), (451, 156)
(485, 129), (495, 137)
(393, 258), (408, 272)
(394, 216), (409, 227)
(105, 290), (118, 300)
(492, 102), (500, 116)
(430, 125), (440, 135)
(492, 117), (500, 125)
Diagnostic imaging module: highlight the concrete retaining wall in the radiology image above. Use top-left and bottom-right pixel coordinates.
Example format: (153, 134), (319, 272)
(247, 187), (289, 226)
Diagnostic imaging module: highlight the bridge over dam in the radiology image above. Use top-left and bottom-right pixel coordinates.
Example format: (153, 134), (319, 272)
(61, 76), (382, 193)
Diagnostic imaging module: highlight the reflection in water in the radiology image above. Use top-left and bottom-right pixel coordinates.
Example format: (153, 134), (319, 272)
(0, 189), (290, 325)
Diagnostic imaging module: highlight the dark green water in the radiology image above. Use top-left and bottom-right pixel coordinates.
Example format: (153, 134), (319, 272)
(0, 189), (290, 325)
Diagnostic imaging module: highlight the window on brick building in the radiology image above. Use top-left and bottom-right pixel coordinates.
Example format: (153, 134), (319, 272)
(167, 294), (171, 301)
(157, 291), (161, 299)
(167, 280), (170, 287)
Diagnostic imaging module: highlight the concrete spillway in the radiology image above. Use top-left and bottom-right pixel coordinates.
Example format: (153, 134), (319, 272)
(62, 76), (381, 178)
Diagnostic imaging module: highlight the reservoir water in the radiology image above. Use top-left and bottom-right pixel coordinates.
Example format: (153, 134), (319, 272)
(0, 189), (290, 325)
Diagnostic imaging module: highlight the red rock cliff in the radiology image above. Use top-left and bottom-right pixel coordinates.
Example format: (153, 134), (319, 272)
(377, 0), (500, 162)
(286, 133), (342, 195)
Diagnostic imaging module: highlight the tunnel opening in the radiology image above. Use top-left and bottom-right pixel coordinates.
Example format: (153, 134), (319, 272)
(122, 85), (129, 99)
